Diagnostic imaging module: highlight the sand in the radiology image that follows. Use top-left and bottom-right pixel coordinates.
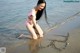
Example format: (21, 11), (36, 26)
(0, 28), (80, 53)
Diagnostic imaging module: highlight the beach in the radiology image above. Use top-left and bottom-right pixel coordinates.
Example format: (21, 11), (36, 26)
(0, 0), (80, 53)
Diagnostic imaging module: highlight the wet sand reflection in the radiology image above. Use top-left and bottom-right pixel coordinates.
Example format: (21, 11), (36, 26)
(28, 33), (69, 53)
(28, 38), (43, 53)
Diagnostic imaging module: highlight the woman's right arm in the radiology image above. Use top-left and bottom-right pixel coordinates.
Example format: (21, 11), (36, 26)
(32, 15), (37, 26)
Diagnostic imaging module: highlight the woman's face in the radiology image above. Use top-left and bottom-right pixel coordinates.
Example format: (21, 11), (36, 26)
(37, 3), (45, 11)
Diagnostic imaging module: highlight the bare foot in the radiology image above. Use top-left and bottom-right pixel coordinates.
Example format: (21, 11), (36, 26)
(18, 34), (24, 38)
(18, 34), (33, 39)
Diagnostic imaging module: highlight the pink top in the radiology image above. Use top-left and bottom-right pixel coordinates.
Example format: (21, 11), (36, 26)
(25, 9), (36, 25)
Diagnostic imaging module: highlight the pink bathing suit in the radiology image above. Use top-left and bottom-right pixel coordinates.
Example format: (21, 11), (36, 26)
(25, 9), (36, 25)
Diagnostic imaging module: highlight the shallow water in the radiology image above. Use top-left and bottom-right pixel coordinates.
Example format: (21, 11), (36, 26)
(0, 0), (80, 34)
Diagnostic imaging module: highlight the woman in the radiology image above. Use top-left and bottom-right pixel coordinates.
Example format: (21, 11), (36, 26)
(26, 0), (48, 39)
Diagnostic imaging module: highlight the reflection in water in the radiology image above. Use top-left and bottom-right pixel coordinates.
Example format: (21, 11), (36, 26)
(28, 38), (43, 53)
(28, 33), (69, 53)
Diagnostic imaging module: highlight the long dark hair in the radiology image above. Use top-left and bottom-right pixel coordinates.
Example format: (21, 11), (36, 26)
(36, 0), (48, 22)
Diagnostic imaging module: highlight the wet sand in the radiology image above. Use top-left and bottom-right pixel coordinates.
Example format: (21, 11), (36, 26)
(0, 28), (80, 53)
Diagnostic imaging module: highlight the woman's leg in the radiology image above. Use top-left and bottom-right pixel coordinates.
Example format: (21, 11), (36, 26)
(35, 24), (44, 37)
(26, 24), (38, 39)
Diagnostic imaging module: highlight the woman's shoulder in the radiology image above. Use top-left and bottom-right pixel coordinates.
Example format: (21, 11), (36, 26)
(28, 9), (35, 16)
